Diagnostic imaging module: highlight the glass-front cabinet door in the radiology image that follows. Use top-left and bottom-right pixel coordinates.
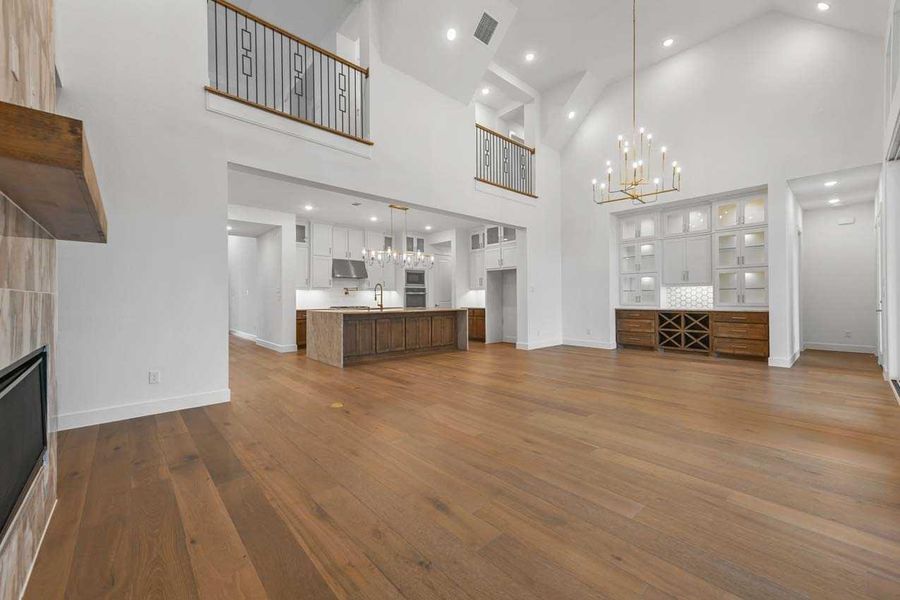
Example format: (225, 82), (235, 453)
(620, 242), (658, 274)
(714, 200), (740, 230)
(663, 210), (686, 237)
(470, 231), (484, 250)
(742, 268), (768, 306)
(688, 206), (710, 233)
(486, 226), (501, 246)
(502, 227), (517, 244)
(663, 206), (710, 236)
(741, 228), (767, 266)
(619, 214), (657, 241)
(716, 269), (740, 306)
(743, 197), (766, 226)
(620, 274), (658, 306)
(715, 232), (740, 268)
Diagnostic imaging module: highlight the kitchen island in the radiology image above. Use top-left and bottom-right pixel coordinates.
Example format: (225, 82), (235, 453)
(307, 308), (468, 367)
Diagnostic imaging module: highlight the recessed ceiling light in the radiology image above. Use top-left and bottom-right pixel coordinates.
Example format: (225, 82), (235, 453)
(425, 225), (433, 231)
(446, 28), (457, 41)
(824, 180), (837, 187)
(568, 110), (576, 120)
(663, 38), (675, 48)
(828, 198), (841, 204)
(817, 2), (830, 11)
(369, 216), (378, 222)
(481, 87), (490, 95)
(227, 226), (233, 231)
(304, 204), (313, 211)
(525, 51), (536, 62)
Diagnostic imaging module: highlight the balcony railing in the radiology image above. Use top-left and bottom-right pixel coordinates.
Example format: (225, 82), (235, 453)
(475, 124), (536, 198)
(206, 0), (371, 145)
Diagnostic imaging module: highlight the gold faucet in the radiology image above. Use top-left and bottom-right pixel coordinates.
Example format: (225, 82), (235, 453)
(374, 282), (384, 311)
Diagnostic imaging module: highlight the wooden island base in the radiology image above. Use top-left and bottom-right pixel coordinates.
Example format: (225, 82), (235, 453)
(307, 308), (468, 367)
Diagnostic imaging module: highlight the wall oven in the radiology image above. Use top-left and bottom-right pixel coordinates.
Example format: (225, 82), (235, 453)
(405, 288), (426, 308)
(405, 270), (426, 287)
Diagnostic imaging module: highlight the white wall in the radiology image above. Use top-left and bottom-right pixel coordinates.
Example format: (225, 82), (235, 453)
(255, 227), (283, 346)
(561, 11), (883, 365)
(502, 269), (517, 343)
(54, 0), (562, 426)
(801, 202), (877, 353)
(227, 236), (258, 337)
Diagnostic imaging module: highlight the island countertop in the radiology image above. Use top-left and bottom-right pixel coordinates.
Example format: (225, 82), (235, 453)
(309, 307), (468, 315)
(306, 308), (468, 367)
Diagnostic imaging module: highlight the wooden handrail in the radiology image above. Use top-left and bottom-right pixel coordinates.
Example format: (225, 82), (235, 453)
(475, 123), (535, 154)
(211, 0), (369, 77)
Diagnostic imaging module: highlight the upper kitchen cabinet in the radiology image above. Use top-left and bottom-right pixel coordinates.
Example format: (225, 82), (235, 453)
(713, 195), (766, 230)
(470, 229), (485, 251)
(406, 234), (425, 253)
(296, 244), (309, 289)
(334, 227), (365, 259)
(619, 213), (657, 241)
(485, 225), (518, 270)
(501, 227), (517, 244)
(662, 236), (711, 285)
(620, 241), (658, 274)
(485, 225), (501, 247)
(295, 223), (308, 244)
(470, 228), (485, 289)
(311, 223), (333, 257)
(662, 205), (710, 237)
(715, 268), (768, 307)
(714, 228), (767, 269)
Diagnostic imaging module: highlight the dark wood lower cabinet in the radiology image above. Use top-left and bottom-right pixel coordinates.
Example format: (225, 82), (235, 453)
(296, 310), (307, 349)
(343, 311), (461, 363)
(467, 308), (486, 341)
(616, 309), (769, 359)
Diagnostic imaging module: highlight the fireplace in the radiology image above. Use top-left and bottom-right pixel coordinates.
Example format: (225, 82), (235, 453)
(0, 347), (48, 543)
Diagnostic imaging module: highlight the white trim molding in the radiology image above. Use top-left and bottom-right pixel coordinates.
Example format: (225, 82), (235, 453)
(802, 342), (877, 354)
(254, 338), (298, 353)
(562, 338), (618, 350)
(769, 351), (800, 368)
(206, 91), (373, 159)
(57, 389), (230, 430)
(229, 329), (257, 342)
(517, 336), (564, 350)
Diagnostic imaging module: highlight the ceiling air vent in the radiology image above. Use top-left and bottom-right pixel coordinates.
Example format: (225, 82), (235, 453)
(473, 12), (499, 45)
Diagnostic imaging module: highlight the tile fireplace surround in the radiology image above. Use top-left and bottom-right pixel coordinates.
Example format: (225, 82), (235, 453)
(0, 194), (58, 599)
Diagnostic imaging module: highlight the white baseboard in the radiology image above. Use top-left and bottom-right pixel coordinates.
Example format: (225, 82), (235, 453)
(517, 337), (563, 350)
(255, 338), (298, 353)
(802, 342), (876, 354)
(768, 351), (800, 369)
(229, 329), (257, 341)
(562, 338), (617, 350)
(57, 388), (230, 431)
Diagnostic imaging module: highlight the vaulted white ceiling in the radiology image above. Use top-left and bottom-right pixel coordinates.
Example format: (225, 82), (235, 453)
(496, 0), (889, 94)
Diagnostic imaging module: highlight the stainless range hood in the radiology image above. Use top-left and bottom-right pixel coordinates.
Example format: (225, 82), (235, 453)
(332, 259), (368, 280)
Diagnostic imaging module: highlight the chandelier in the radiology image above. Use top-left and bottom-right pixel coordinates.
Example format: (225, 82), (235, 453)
(362, 204), (434, 269)
(592, 0), (682, 205)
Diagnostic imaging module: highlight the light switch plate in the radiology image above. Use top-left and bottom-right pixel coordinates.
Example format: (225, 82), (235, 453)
(9, 36), (20, 81)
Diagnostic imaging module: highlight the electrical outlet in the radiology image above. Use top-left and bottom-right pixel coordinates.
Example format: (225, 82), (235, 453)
(586, 328), (592, 336)
(148, 370), (161, 385)
(844, 331), (852, 339)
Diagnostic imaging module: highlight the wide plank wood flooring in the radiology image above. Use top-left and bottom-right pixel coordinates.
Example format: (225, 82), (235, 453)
(25, 339), (900, 599)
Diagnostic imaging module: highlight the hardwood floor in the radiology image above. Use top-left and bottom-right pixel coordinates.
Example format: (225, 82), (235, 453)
(24, 339), (900, 599)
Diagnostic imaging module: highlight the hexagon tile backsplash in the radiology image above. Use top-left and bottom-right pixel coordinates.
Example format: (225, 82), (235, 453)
(664, 286), (714, 310)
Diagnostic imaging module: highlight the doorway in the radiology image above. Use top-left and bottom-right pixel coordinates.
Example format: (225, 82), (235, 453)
(790, 165), (881, 358)
(486, 269), (517, 344)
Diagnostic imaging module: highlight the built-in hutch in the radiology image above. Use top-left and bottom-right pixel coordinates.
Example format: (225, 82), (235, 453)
(468, 224), (518, 291)
(614, 189), (770, 358)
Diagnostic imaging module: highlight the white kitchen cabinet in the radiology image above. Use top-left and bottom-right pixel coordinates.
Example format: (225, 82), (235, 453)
(311, 255), (332, 288)
(332, 227), (365, 259)
(295, 244), (309, 289)
(619, 213), (657, 241)
(714, 228), (767, 269)
(485, 246), (501, 270)
(311, 223), (333, 257)
(406, 235), (425, 253)
(483, 225), (518, 270)
(662, 205), (710, 237)
(501, 227), (517, 244)
(485, 225), (501, 247)
(470, 229), (485, 251)
(295, 223), (308, 244)
(501, 241), (518, 269)
(715, 268), (768, 307)
(662, 236), (711, 285)
(365, 230), (382, 255)
(620, 274), (659, 306)
(469, 250), (485, 289)
(620, 241), (658, 275)
(713, 195), (766, 230)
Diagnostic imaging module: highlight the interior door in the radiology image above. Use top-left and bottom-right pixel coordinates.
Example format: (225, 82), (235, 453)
(433, 255), (453, 307)
(684, 236), (711, 284)
(662, 239), (685, 285)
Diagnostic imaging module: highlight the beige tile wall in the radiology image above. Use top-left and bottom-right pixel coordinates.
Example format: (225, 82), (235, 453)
(0, 1), (58, 598)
